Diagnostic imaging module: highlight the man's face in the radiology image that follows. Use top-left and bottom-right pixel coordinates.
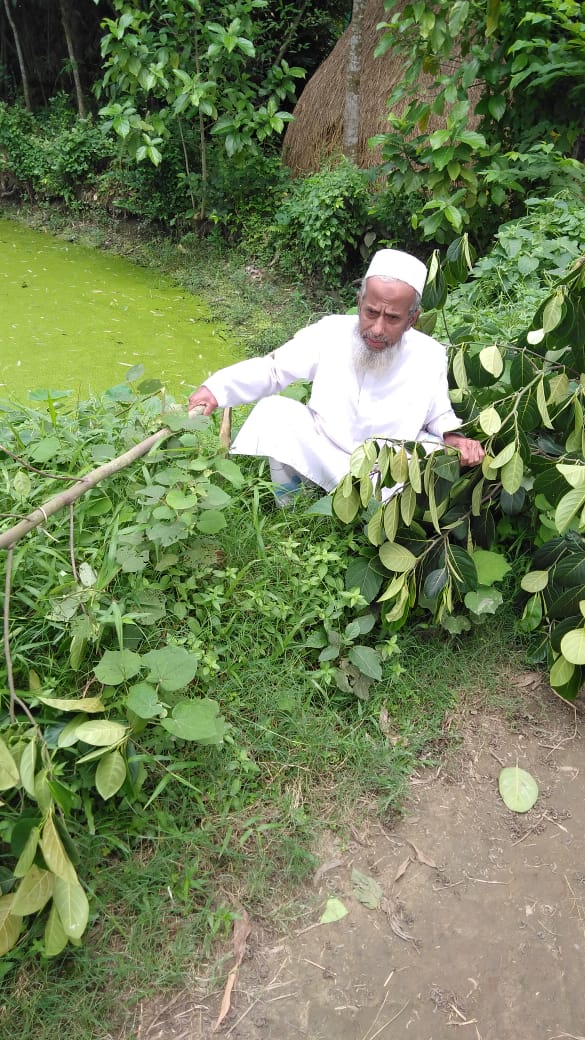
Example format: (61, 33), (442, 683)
(357, 277), (419, 351)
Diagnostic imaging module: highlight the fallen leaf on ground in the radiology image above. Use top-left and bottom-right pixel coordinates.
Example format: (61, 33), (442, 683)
(351, 868), (383, 909)
(213, 911), (251, 1032)
(499, 765), (539, 813)
(405, 839), (437, 868)
(320, 897), (348, 924)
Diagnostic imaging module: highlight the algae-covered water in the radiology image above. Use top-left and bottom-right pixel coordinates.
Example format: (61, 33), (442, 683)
(0, 217), (238, 402)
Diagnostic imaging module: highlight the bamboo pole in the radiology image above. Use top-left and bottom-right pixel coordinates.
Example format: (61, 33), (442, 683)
(0, 406), (232, 551)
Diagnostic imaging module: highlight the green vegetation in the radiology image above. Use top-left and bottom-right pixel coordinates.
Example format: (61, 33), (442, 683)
(0, 0), (584, 1034)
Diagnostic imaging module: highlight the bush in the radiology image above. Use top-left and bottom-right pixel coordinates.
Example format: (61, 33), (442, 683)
(0, 96), (114, 202)
(272, 157), (371, 286)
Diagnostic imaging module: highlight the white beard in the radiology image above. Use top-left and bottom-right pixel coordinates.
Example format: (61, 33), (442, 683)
(352, 327), (405, 374)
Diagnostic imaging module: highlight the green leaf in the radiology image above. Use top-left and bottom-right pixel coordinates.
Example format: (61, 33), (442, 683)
(14, 826), (40, 879)
(320, 897), (348, 924)
(510, 352), (536, 390)
(490, 442), (515, 469)
(95, 750), (127, 800)
(73, 720), (127, 747)
(557, 464), (585, 490)
(390, 448), (409, 484)
(200, 484), (232, 510)
(40, 815), (77, 884)
(465, 587), (503, 615)
(367, 507), (384, 546)
(127, 682), (164, 719)
(0, 895), (22, 956)
(94, 650), (142, 686)
(471, 549), (511, 586)
(19, 738), (37, 798)
(447, 545), (477, 591)
(44, 902), (69, 957)
(197, 509), (227, 533)
(379, 543), (417, 573)
(487, 93), (506, 120)
(518, 593), (542, 633)
(452, 348), (468, 391)
(498, 766), (538, 813)
(383, 496), (399, 542)
(555, 489), (585, 535)
(351, 868), (383, 909)
(549, 654), (574, 687)
(348, 645), (382, 681)
(536, 378), (553, 429)
(212, 458), (244, 487)
(345, 557), (384, 602)
(423, 568), (448, 599)
(142, 645), (198, 692)
(479, 406), (502, 436)
(349, 441), (377, 479)
(11, 866), (54, 916)
(479, 345), (503, 378)
(160, 698), (226, 744)
(37, 695), (106, 713)
(333, 484), (360, 524)
(520, 570), (549, 593)
(0, 737), (20, 791)
(53, 877), (89, 940)
(166, 489), (199, 510)
(400, 484), (417, 526)
(408, 451), (422, 492)
(560, 628), (585, 666)
(501, 452), (524, 495)
(542, 290), (564, 334)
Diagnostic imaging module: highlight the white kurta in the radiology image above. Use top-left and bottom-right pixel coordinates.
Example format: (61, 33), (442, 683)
(204, 315), (461, 492)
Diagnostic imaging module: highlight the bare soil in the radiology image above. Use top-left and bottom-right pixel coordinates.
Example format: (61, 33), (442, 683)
(137, 675), (585, 1040)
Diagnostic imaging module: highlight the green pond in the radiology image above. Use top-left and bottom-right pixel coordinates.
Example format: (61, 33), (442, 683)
(0, 217), (238, 403)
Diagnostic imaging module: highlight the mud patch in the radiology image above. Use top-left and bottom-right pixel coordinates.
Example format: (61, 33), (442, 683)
(137, 684), (585, 1040)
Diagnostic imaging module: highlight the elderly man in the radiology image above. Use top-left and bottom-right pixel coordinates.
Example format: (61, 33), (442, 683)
(188, 248), (484, 501)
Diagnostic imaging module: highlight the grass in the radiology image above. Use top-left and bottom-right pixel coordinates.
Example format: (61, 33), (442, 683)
(0, 202), (539, 1040)
(0, 481), (530, 1040)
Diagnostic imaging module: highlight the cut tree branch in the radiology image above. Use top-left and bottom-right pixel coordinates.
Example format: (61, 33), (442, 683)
(0, 406), (231, 551)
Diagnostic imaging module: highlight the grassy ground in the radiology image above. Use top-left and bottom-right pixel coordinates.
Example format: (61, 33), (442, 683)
(0, 203), (531, 1040)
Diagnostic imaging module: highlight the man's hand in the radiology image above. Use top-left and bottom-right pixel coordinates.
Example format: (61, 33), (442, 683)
(443, 432), (485, 466)
(188, 386), (218, 416)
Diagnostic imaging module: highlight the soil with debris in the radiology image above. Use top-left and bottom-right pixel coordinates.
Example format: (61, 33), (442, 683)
(138, 677), (585, 1040)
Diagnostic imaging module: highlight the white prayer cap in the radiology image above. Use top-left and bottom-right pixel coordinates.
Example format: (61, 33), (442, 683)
(365, 248), (428, 296)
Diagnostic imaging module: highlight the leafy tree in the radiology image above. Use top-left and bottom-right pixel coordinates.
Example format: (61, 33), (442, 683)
(93, 0), (305, 218)
(371, 0), (585, 244)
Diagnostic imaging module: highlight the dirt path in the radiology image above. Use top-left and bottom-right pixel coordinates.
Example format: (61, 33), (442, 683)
(139, 679), (585, 1040)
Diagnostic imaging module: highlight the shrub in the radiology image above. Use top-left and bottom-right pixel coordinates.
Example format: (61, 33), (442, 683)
(272, 157), (371, 286)
(0, 97), (114, 202)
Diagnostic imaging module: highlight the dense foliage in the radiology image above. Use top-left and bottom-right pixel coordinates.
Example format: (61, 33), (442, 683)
(332, 236), (585, 700)
(372, 0), (585, 245)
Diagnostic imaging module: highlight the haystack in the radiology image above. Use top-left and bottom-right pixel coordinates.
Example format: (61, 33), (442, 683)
(282, 0), (475, 175)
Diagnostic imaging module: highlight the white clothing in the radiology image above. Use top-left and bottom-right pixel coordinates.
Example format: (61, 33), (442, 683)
(204, 315), (461, 493)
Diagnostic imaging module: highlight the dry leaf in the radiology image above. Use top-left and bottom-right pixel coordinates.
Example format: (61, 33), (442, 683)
(213, 911), (251, 1032)
(406, 839), (437, 868)
(394, 855), (412, 883)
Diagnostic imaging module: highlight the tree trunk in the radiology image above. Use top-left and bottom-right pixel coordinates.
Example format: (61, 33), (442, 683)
(3, 0), (31, 111)
(59, 0), (86, 117)
(342, 0), (366, 162)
